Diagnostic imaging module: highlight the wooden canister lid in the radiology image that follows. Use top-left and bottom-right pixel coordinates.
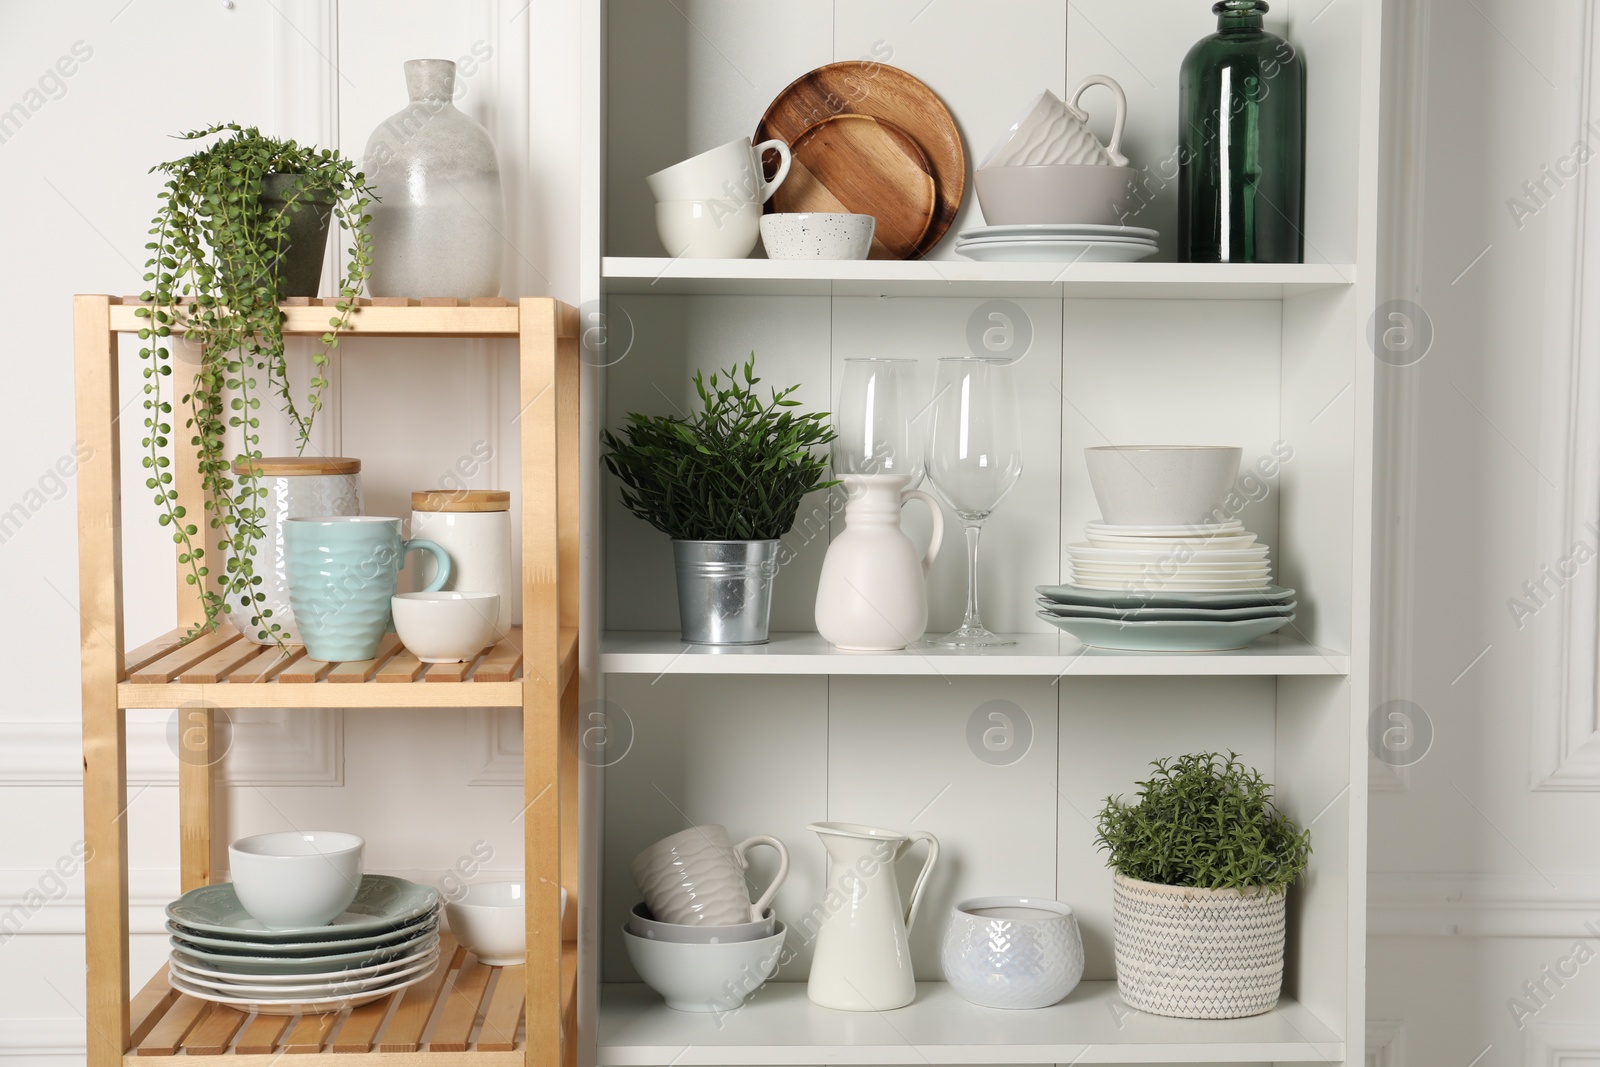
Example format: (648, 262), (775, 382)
(412, 489), (511, 513)
(232, 456), (361, 476)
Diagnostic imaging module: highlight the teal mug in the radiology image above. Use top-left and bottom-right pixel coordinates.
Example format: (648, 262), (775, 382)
(284, 517), (451, 661)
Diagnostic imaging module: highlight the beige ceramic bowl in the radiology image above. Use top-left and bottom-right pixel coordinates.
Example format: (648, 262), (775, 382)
(974, 164), (1137, 226)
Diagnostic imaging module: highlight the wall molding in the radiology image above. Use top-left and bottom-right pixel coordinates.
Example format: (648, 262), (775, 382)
(0, 1020), (84, 1059)
(1533, 0), (1600, 791)
(1525, 1020), (1600, 1065)
(1369, 872), (1600, 937)
(1366, 1019), (1406, 1067)
(472, 708), (523, 785)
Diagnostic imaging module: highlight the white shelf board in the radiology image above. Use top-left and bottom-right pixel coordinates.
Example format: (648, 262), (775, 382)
(600, 632), (1350, 677)
(601, 257), (1356, 298)
(597, 981), (1345, 1065)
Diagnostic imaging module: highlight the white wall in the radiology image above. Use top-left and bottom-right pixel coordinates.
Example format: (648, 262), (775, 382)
(0, 1), (578, 1059)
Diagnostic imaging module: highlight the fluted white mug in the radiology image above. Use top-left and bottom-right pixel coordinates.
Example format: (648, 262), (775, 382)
(630, 824), (789, 927)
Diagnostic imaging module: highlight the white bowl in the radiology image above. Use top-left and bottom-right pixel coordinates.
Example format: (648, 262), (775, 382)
(759, 213), (875, 260)
(445, 881), (525, 966)
(626, 901), (776, 944)
(391, 591), (499, 664)
(228, 832), (364, 930)
(941, 897), (1083, 1009)
(1084, 446), (1243, 526)
(974, 164), (1137, 226)
(622, 921), (786, 1012)
(655, 199), (761, 259)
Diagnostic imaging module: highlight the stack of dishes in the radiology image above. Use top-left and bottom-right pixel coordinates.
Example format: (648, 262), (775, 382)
(165, 876), (442, 1015)
(1037, 519), (1297, 651)
(954, 223), (1157, 263)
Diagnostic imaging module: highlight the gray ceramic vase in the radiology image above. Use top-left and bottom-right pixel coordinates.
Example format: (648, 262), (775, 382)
(363, 59), (504, 298)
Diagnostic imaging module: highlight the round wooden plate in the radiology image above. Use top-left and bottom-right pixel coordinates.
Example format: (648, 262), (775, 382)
(756, 61), (966, 260)
(773, 114), (937, 260)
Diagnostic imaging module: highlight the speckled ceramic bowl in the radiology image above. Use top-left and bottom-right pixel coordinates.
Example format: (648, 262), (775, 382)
(760, 213), (876, 260)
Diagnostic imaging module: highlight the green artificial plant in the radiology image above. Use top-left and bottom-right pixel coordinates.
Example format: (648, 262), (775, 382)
(1094, 751), (1311, 895)
(136, 123), (375, 646)
(601, 356), (838, 541)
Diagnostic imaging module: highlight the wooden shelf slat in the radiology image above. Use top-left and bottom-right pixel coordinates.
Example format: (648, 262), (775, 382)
(329, 990), (399, 1053)
(477, 966), (526, 1053)
(278, 656), (336, 684)
(327, 635), (402, 683)
(178, 639), (266, 685)
(427, 956), (494, 1053)
(135, 993), (207, 1056)
(282, 1012), (339, 1054)
(378, 935), (461, 1053)
(473, 638), (523, 683)
(233, 1014), (291, 1055)
(227, 645), (304, 684)
(129, 966), (178, 1047)
(181, 1005), (248, 1055)
(109, 302), (522, 337)
(375, 649), (427, 684)
(425, 647), (494, 684)
(129, 627), (241, 684)
(125, 633), (187, 676)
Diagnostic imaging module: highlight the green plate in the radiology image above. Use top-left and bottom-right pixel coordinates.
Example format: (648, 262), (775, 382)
(169, 914), (437, 956)
(1035, 583), (1296, 609)
(168, 924), (439, 975)
(1036, 598), (1297, 621)
(167, 875), (439, 941)
(1037, 610), (1295, 651)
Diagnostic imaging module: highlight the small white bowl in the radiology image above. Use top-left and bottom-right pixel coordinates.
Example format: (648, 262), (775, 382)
(655, 199), (761, 259)
(228, 831), (364, 930)
(759, 213), (876, 260)
(941, 896), (1083, 1009)
(974, 164), (1137, 226)
(622, 921), (786, 1012)
(445, 881), (525, 966)
(391, 591), (499, 663)
(1084, 446), (1243, 526)
(626, 901), (776, 944)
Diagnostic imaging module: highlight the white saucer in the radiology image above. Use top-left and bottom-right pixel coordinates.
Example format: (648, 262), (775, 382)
(959, 223), (1160, 241)
(957, 240), (1157, 263)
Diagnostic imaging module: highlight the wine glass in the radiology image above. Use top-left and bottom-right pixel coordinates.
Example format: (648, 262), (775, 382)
(834, 358), (924, 485)
(924, 357), (1024, 647)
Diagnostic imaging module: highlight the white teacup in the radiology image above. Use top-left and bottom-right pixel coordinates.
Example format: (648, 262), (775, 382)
(647, 137), (792, 205)
(228, 831), (364, 930)
(655, 200), (762, 259)
(631, 825), (789, 927)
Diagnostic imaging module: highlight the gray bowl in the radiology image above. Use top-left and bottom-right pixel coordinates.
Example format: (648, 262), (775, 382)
(626, 901), (775, 944)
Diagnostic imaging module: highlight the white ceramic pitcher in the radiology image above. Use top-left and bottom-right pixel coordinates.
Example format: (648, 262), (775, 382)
(806, 822), (939, 1011)
(814, 474), (944, 650)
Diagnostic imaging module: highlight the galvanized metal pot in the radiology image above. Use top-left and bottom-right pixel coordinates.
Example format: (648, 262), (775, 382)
(672, 540), (780, 644)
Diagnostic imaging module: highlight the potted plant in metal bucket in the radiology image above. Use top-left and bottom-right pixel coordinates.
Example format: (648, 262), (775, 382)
(602, 356), (836, 644)
(1094, 752), (1311, 1019)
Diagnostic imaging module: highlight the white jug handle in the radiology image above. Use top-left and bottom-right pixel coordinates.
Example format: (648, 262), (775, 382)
(1068, 75), (1129, 167)
(754, 139), (792, 203)
(735, 835), (790, 920)
(900, 489), (944, 575)
(899, 830), (940, 934)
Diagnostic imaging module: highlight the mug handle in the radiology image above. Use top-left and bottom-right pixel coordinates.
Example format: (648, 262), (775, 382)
(734, 835), (790, 920)
(1068, 75), (1129, 167)
(402, 538), (452, 592)
(900, 489), (944, 574)
(754, 139), (792, 203)
(898, 830), (939, 934)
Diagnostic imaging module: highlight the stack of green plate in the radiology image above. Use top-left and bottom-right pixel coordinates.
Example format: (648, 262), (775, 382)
(164, 875), (441, 1015)
(1035, 583), (1298, 651)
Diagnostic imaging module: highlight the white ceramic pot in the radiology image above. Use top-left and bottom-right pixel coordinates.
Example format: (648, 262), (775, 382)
(815, 474), (943, 651)
(974, 164), (1138, 226)
(655, 199), (762, 258)
(1083, 446), (1243, 526)
(759, 213), (876, 260)
(445, 881), (524, 966)
(410, 490), (513, 640)
(622, 922), (787, 1013)
(941, 896), (1083, 1009)
(234, 457), (362, 645)
(228, 831), (364, 930)
(391, 591), (499, 663)
(630, 825), (789, 927)
(626, 902), (775, 944)
(646, 137), (792, 203)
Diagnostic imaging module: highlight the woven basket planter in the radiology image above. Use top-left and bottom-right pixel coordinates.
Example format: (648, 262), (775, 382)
(1111, 872), (1286, 1019)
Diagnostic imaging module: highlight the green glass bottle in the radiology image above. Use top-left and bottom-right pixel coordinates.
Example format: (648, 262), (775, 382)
(1178, 0), (1305, 263)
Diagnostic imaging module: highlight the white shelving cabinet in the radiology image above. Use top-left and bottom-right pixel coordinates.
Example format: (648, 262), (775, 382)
(576, 1), (1380, 1065)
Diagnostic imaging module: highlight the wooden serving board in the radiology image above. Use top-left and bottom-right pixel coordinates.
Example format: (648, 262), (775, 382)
(773, 114), (937, 260)
(757, 61), (966, 260)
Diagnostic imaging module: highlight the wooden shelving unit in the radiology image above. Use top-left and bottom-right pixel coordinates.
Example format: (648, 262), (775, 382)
(74, 296), (582, 1067)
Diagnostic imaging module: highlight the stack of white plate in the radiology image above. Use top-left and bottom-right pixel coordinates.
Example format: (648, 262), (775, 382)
(165, 875), (442, 1015)
(1036, 519), (1297, 651)
(954, 224), (1158, 263)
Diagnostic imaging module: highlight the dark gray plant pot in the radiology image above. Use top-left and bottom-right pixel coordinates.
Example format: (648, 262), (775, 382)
(221, 173), (336, 298)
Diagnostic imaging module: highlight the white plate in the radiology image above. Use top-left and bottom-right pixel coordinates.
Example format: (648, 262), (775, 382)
(957, 232), (1157, 247)
(168, 940), (439, 984)
(1038, 583), (1296, 607)
(1038, 598), (1297, 621)
(1085, 520), (1245, 537)
(957, 240), (1157, 263)
(1069, 560), (1271, 573)
(167, 966), (437, 1016)
(1068, 576), (1276, 591)
(1085, 532), (1259, 549)
(959, 223), (1160, 241)
(170, 948), (440, 996)
(1069, 542), (1270, 562)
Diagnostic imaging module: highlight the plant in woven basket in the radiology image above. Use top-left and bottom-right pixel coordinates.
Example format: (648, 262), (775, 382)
(136, 123), (375, 647)
(601, 356), (838, 541)
(1094, 751), (1310, 894)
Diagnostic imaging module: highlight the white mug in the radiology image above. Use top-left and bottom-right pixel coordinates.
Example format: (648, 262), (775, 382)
(631, 824), (789, 926)
(655, 200), (762, 259)
(646, 138), (793, 205)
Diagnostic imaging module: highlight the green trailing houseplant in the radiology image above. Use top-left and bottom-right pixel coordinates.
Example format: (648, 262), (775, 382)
(136, 123), (376, 647)
(1094, 751), (1310, 894)
(601, 356), (838, 541)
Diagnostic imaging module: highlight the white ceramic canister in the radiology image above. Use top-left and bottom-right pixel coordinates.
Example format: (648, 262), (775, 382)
(410, 490), (514, 641)
(235, 457), (363, 645)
